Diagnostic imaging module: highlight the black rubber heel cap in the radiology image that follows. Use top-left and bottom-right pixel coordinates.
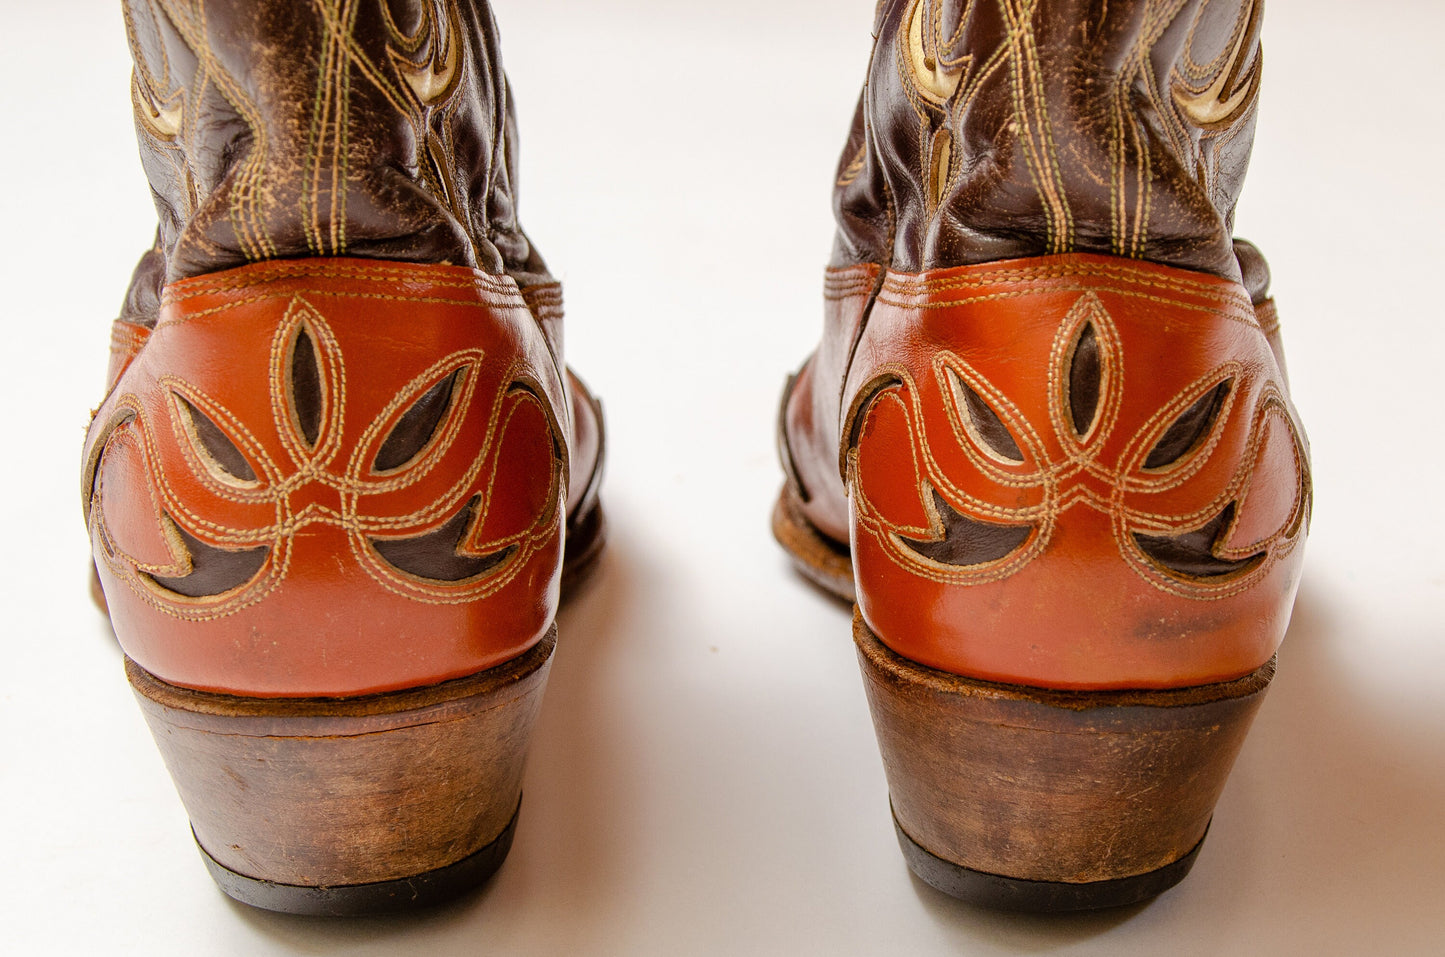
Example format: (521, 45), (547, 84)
(197, 806), (519, 917)
(894, 811), (1206, 912)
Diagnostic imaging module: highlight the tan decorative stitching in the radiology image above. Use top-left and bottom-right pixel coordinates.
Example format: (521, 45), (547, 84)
(89, 290), (561, 620)
(849, 289), (1308, 599)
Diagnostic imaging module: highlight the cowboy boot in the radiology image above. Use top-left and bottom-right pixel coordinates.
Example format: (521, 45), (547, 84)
(82, 0), (603, 915)
(775, 0), (1309, 910)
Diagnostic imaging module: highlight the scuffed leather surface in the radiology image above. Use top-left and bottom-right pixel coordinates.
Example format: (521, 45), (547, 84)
(832, 0), (1264, 281)
(121, 0), (549, 312)
(85, 260), (568, 696)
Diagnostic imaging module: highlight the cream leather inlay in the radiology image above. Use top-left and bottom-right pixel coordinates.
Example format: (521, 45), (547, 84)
(131, 70), (182, 139)
(906, 0), (966, 104)
(395, 3), (460, 106)
(1174, 0), (1262, 128)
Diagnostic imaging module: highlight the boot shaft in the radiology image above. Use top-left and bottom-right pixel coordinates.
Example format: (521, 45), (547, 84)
(124, 0), (545, 286)
(833, 0), (1264, 281)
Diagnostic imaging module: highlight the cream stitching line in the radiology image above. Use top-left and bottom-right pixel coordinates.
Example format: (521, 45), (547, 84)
(157, 289), (529, 327)
(886, 362), (1056, 521)
(162, 265), (522, 302)
(154, 0), (275, 259)
(877, 285), (1260, 326)
(1119, 363), (1244, 492)
(350, 386), (563, 604)
(96, 423), (191, 577)
(1045, 293), (1125, 473)
(933, 356), (1049, 490)
(882, 260), (1254, 299)
(161, 377), (276, 500)
(845, 316), (1307, 595)
(345, 352), (485, 492)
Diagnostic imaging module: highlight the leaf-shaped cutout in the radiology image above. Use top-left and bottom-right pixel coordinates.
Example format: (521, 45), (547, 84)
(148, 519), (269, 597)
(902, 487), (1032, 566)
(373, 369), (461, 473)
(371, 495), (516, 582)
(1067, 321), (1102, 437)
(1134, 503), (1264, 579)
(175, 395), (258, 483)
(288, 324), (324, 448)
(952, 369), (1024, 463)
(1144, 380), (1231, 470)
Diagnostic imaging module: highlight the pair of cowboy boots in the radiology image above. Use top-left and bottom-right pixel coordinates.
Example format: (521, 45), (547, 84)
(84, 0), (1308, 916)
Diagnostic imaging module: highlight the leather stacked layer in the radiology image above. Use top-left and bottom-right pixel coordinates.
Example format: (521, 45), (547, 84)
(84, 258), (600, 697)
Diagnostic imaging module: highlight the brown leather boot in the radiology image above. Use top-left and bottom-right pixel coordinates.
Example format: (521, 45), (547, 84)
(82, 0), (603, 915)
(774, 0), (1309, 911)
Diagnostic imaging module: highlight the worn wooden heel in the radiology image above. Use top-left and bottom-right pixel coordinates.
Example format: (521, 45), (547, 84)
(855, 612), (1272, 911)
(126, 626), (556, 916)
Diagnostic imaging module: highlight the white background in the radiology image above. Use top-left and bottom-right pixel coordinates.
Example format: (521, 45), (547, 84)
(3, 1), (1443, 954)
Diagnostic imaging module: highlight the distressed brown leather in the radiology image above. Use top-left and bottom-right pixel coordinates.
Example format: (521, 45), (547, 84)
(123, 0), (545, 292)
(779, 0), (1310, 689)
(832, 0), (1262, 281)
(86, 1), (602, 696)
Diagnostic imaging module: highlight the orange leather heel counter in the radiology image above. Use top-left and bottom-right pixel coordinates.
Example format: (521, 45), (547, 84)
(844, 255), (1310, 690)
(83, 259), (569, 697)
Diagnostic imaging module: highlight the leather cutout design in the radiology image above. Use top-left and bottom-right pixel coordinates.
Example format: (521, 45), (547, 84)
(92, 294), (557, 611)
(951, 368), (1023, 464)
(898, 0), (972, 222)
(385, 0), (462, 107)
(286, 323), (326, 449)
(1134, 502), (1262, 579)
(850, 290), (1305, 596)
(905, 0), (968, 105)
(82, 260), (573, 696)
(1144, 379), (1231, 471)
(371, 494), (514, 582)
(130, 68), (182, 140)
(900, 486), (1032, 567)
(173, 394), (258, 485)
(826, 256), (1312, 688)
(1066, 321), (1102, 438)
(373, 368), (460, 472)
(150, 521), (269, 597)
